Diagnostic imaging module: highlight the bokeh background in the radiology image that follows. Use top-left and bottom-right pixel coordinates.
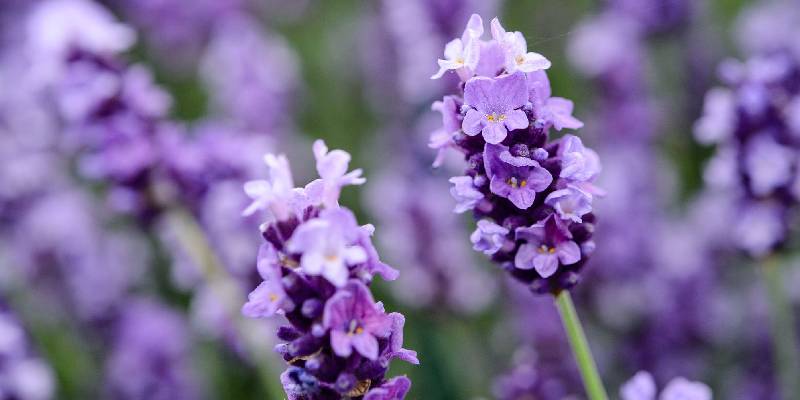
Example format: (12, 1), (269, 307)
(1, 0), (799, 399)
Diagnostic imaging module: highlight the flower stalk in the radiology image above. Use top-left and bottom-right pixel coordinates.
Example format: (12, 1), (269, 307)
(165, 208), (283, 399)
(762, 256), (800, 400)
(554, 290), (609, 400)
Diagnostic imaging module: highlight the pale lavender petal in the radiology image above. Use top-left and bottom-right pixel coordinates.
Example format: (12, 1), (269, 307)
(462, 109), (484, 136)
(508, 187), (536, 209)
(352, 333), (379, 360)
(504, 109), (529, 131)
(556, 241), (581, 265)
(330, 329), (353, 358)
(514, 243), (536, 270)
(482, 122), (508, 144)
(533, 254), (559, 278)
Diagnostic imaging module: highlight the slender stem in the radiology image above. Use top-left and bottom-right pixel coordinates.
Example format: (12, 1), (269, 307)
(554, 290), (609, 400)
(166, 208), (283, 399)
(761, 256), (800, 400)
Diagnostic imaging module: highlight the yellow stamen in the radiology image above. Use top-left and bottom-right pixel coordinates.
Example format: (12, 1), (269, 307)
(269, 293), (278, 302)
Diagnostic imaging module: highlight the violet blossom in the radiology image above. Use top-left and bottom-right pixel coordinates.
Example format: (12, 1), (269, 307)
(621, 371), (711, 400)
(430, 15), (599, 294)
(694, 45), (800, 257)
(241, 141), (416, 399)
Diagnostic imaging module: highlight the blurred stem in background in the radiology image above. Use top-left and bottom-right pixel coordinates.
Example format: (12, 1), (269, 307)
(762, 256), (800, 400)
(555, 290), (609, 400)
(165, 208), (284, 400)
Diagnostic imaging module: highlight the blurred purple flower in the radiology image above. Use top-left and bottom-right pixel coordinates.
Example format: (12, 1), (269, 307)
(621, 371), (711, 400)
(200, 14), (299, 133)
(105, 299), (199, 400)
(694, 49), (800, 256)
(0, 302), (55, 400)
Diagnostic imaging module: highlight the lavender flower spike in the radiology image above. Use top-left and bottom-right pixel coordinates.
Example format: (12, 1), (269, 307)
(242, 141), (415, 399)
(430, 15), (601, 294)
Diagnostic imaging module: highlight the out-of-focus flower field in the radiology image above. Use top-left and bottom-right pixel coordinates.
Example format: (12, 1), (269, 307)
(1, 0), (799, 399)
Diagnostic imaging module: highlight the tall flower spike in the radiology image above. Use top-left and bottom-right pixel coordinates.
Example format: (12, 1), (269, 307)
(430, 15), (598, 294)
(694, 49), (800, 257)
(242, 141), (416, 400)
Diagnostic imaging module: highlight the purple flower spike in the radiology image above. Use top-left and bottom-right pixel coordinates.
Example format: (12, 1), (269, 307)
(364, 376), (412, 400)
(323, 280), (393, 360)
(485, 143), (553, 209)
(471, 219), (510, 255)
(242, 141), (415, 399)
(515, 215), (581, 278)
(430, 16), (600, 294)
(694, 47), (800, 254)
(462, 73), (530, 144)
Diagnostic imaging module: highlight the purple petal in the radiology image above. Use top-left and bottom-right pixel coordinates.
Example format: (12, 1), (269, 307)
(514, 243), (536, 270)
(482, 122), (508, 144)
(330, 329), (353, 358)
(525, 166), (553, 192)
(352, 333), (379, 360)
(489, 176), (512, 197)
(462, 109), (484, 136)
(556, 240), (581, 265)
(464, 76), (495, 112)
(533, 253), (559, 278)
(504, 109), (529, 131)
(508, 187), (536, 209)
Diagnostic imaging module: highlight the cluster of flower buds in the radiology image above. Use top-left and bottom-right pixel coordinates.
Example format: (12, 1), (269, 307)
(695, 49), (800, 257)
(430, 15), (602, 294)
(241, 140), (417, 399)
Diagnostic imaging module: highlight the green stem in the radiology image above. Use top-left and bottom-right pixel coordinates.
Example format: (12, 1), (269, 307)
(762, 256), (800, 400)
(166, 208), (283, 399)
(554, 290), (609, 400)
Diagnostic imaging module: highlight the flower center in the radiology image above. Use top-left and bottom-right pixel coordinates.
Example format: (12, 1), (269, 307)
(456, 57), (465, 65)
(486, 113), (506, 123)
(506, 177), (527, 188)
(325, 253), (339, 263)
(537, 245), (556, 254)
(516, 55), (525, 65)
(347, 320), (364, 336)
(269, 293), (279, 302)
